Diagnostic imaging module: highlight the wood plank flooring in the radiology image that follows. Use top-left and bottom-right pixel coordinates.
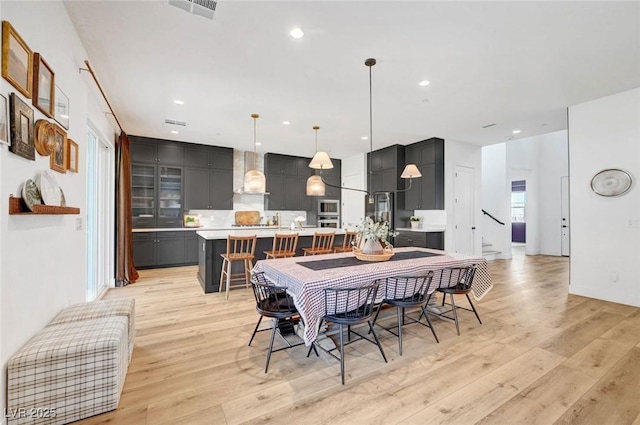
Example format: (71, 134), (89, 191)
(75, 249), (640, 425)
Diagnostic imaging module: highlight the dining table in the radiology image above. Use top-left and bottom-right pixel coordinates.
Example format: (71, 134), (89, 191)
(252, 247), (492, 345)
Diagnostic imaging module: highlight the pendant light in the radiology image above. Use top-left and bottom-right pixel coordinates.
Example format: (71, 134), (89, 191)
(307, 126), (328, 196)
(243, 113), (266, 193)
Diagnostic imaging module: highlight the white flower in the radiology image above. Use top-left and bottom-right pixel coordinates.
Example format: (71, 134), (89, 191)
(294, 216), (305, 223)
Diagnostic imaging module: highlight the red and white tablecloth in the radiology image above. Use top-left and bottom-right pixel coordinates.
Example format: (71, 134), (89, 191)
(252, 247), (492, 345)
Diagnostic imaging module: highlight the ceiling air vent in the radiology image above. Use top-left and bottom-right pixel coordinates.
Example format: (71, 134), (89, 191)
(167, 0), (217, 20)
(482, 123), (497, 129)
(164, 119), (187, 127)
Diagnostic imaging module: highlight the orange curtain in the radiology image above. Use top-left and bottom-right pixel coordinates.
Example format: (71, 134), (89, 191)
(115, 131), (139, 286)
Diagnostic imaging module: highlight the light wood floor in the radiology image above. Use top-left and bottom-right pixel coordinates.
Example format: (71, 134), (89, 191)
(76, 250), (640, 425)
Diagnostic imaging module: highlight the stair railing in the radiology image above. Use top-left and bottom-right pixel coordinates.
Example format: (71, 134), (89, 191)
(482, 209), (505, 226)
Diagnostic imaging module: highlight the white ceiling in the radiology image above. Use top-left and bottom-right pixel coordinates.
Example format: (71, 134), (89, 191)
(64, 1), (640, 159)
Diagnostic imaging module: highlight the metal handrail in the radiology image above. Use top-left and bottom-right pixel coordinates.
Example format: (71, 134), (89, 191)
(482, 209), (505, 225)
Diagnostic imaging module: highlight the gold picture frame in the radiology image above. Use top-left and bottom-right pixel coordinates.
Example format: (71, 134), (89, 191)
(33, 53), (54, 118)
(9, 92), (35, 160)
(51, 124), (67, 173)
(2, 21), (33, 98)
(66, 138), (78, 172)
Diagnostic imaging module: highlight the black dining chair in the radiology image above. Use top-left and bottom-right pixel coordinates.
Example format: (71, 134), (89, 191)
(425, 265), (481, 335)
(248, 272), (317, 373)
(307, 282), (387, 385)
(371, 273), (439, 355)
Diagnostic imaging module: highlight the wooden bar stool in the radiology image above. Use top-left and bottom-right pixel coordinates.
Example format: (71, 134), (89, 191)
(264, 233), (299, 259)
(333, 230), (357, 253)
(302, 232), (335, 256)
(219, 235), (257, 300)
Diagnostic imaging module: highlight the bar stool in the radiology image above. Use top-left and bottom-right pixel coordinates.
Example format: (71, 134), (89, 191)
(302, 232), (335, 256)
(333, 231), (357, 253)
(219, 235), (257, 300)
(264, 233), (299, 259)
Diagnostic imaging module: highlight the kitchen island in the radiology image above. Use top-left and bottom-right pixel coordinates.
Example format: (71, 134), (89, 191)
(196, 228), (346, 294)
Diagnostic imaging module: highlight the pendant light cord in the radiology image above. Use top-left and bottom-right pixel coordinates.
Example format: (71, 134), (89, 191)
(251, 113), (259, 170)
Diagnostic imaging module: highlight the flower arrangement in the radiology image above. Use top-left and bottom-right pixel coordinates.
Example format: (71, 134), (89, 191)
(355, 217), (397, 247)
(410, 216), (420, 222)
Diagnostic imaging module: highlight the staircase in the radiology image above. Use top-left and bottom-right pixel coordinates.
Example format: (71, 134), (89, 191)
(482, 242), (501, 261)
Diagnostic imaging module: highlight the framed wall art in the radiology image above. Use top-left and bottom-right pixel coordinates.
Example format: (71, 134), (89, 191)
(9, 92), (35, 160)
(66, 138), (78, 172)
(33, 53), (54, 117)
(2, 21), (33, 98)
(51, 124), (67, 173)
(0, 94), (8, 146)
(54, 85), (69, 129)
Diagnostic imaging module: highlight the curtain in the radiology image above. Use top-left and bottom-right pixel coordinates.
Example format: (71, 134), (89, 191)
(115, 131), (139, 286)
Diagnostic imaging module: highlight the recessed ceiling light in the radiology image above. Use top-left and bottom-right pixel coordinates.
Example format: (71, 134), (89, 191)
(171, 130), (179, 134)
(282, 121), (290, 125)
(512, 129), (521, 134)
(290, 28), (304, 39)
(361, 136), (368, 140)
(418, 80), (430, 87)
(173, 100), (184, 105)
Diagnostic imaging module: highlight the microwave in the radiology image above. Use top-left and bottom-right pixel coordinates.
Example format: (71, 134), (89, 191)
(318, 199), (339, 216)
(318, 217), (340, 228)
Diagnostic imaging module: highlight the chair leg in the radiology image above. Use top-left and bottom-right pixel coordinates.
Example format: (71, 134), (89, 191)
(347, 325), (351, 342)
(248, 315), (263, 347)
(370, 303), (383, 334)
(265, 319), (278, 373)
(339, 324), (345, 385)
(367, 321), (387, 363)
(397, 307), (403, 356)
(466, 294), (483, 325)
(225, 260), (232, 301)
(219, 258), (227, 294)
(450, 294), (460, 336)
(420, 305), (439, 343)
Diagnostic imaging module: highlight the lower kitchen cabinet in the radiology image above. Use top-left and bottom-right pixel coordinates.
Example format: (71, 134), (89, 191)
(133, 231), (199, 269)
(394, 231), (444, 250)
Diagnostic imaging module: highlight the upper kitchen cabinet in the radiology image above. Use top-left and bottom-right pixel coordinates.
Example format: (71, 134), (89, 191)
(404, 138), (444, 210)
(314, 158), (342, 199)
(130, 136), (184, 166)
(183, 145), (233, 210)
(367, 145), (405, 193)
(131, 163), (183, 228)
(264, 153), (314, 211)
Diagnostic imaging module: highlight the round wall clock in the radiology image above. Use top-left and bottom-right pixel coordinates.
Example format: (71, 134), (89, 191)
(590, 169), (632, 197)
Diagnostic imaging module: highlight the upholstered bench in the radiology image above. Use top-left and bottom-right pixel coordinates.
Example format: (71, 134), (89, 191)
(6, 316), (128, 425)
(49, 298), (135, 362)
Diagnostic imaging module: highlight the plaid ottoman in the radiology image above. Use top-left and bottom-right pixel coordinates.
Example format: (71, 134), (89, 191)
(6, 316), (128, 425)
(49, 298), (135, 362)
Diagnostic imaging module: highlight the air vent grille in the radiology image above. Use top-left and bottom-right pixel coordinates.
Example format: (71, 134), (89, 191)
(165, 119), (187, 127)
(482, 123), (497, 129)
(167, 0), (217, 20)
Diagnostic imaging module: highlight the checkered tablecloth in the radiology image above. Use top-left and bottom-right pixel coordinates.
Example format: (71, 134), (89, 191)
(253, 248), (492, 345)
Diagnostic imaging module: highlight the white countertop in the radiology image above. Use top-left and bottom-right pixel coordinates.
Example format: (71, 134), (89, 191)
(396, 226), (446, 232)
(133, 225), (317, 233)
(196, 227), (345, 240)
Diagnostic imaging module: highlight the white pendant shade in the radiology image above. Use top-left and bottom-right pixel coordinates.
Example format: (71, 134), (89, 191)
(306, 175), (326, 196)
(309, 151), (334, 170)
(400, 164), (422, 179)
(244, 169), (266, 193)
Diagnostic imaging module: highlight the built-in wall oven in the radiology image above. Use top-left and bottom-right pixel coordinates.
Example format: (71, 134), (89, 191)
(318, 199), (340, 228)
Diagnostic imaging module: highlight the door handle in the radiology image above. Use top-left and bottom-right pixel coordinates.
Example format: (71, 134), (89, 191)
(471, 227), (476, 230)
(562, 225), (567, 228)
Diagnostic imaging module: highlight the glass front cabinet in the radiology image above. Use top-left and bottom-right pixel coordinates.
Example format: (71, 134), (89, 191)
(132, 164), (183, 228)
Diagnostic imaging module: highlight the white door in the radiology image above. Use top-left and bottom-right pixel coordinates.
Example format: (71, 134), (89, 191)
(561, 176), (570, 256)
(342, 173), (366, 229)
(86, 128), (114, 300)
(454, 166), (475, 254)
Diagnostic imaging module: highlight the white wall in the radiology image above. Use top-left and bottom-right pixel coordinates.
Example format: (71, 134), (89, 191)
(444, 140), (483, 255)
(481, 143), (511, 258)
(568, 88), (640, 307)
(0, 2), (117, 417)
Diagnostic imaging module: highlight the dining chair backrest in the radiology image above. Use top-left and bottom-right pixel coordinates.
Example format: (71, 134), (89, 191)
(305, 231), (335, 255)
(433, 265), (477, 291)
(380, 272), (435, 301)
(226, 235), (257, 257)
(250, 272), (296, 314)
(271, 233), (299, 256)
(342, 231), (357, 249)
(323, 282), (379, 324)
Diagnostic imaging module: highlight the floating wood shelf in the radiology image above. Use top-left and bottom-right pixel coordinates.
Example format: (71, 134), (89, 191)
(9, 196), (80, 215)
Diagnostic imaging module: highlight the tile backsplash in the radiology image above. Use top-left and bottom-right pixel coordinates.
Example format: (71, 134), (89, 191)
(189, 209), (307, 228)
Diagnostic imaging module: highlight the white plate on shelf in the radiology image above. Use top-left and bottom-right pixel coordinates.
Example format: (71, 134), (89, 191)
(22, 179), (42, 211)
(36, 170), (62, 206)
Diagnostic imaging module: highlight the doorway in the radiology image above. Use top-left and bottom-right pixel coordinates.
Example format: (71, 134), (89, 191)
(454, 166), (476, 254)
(86, 128), (114, 301)
(511, 180), (526, 244)
(561, 176), (570, 256)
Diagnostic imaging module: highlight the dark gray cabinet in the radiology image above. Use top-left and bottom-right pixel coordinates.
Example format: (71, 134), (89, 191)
(264, 153), (316, 211)
(183, 146), (233, 211)
(131, 164), (183, 228)
(367, 145), (405, 194)
(315, 159), (342, 199)
(133, 231), (198, 269)
(130, 136), (184, 166)
(395, 231), (444, 250)
(404, 138), (444, 210)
